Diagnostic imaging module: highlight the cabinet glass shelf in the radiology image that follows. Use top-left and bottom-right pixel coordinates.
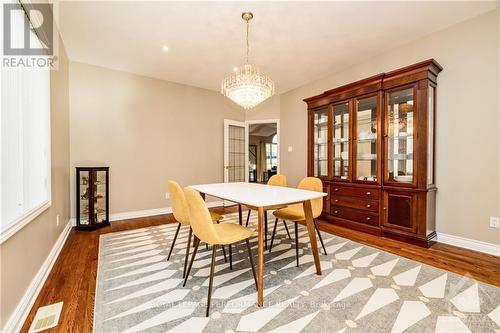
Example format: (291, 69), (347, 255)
(333, 138), (349, 144)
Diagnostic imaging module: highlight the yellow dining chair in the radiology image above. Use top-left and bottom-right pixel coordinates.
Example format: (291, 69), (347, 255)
(183, 188), (257, 317)
(167, 181), (226, 278)
(244, 174), (291, 246)
(269, 177), (327, 267)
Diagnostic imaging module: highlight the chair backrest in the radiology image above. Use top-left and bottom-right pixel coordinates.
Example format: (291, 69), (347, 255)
(297, 177), (323, 218)
(167, 180), (190, 225)
(184, 188), (221, 245)
(267, 174), (287, 187)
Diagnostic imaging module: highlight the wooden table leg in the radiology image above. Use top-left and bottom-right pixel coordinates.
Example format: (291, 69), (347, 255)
(303, 200), (322, 275)
(257, 207), (264, 306)
(238, 204), (243, 225)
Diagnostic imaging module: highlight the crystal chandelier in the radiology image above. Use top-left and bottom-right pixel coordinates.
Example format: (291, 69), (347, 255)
(221, 12), (275, 110)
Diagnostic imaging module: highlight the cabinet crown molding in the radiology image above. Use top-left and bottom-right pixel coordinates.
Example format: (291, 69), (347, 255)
(303, 59), (442, 109)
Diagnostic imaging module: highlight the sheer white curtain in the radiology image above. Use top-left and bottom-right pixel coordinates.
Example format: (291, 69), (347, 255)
(0, 4), (51, 240)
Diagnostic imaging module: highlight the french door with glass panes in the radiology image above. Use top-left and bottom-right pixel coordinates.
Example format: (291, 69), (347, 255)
(224, 120), (247, 183)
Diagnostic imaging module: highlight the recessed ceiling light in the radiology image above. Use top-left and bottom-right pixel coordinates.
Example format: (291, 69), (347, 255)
(233, 66), (238, 72)
(162, 45), (169, 52)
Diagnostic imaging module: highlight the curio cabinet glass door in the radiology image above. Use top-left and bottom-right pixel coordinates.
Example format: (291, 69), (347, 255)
(332, 101), (350, 181)
(311, 107), (329, 178)
(385, 86), (416, 186)
(354, 95), (379, 183)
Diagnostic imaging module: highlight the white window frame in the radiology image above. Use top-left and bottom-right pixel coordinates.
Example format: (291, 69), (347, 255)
(0, 2), (52, 244)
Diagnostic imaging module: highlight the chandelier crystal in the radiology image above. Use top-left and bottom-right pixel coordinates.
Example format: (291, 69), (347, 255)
(221, 12), (275, 110)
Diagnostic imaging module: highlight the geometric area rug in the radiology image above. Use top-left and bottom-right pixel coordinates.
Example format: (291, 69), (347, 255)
(94, 212), (500, 333)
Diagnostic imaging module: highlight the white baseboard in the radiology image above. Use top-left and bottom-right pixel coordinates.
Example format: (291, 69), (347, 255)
(2, 220), (72, 333)
(436, 232), (500, 257)
(70, 200), (226, 226)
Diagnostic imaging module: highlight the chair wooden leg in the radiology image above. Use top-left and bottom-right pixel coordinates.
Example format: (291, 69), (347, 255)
(229, 244), (232, 270)
(183, 227), (192, 279)
(314, 219), (327, 255)
(269, 218), (278, 253)
(205, 243), (209, 250)
(283, 221), (292, 239)
(245, 210), (251, 227)
(206, 245), (218, 317)
(294, 222), (299, 267)
(183, 237), (200, 287)
(264, 211), (268, 250)
(167, 223), (181, 261)
(245, 239), (258, 289)
(217, 220), (227, 262)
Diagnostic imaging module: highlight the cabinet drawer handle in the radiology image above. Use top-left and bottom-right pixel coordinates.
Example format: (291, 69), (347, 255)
(383, 207), (387, 211)
(334, 188), (339, 192)
(334, 199), (339, 203)
(366, 204), (371, 208)
(366, 191), (371, 196)
(366, 217), (371, 221)
(334, 210), (339, 214)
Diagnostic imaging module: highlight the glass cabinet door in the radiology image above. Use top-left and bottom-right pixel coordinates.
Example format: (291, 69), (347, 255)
(355, 95), (378, 182)
(93, 170), (107, 223)
(312, 108), (329, 177)
(332, 102), (350, 180)
(386, 87), (415, 184)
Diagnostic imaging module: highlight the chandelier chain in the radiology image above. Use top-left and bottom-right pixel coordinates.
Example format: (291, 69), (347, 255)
(246, 18), (250, 63)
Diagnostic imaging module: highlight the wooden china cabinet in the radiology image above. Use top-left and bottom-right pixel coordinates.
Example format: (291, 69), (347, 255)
(305, 59), (442, 247)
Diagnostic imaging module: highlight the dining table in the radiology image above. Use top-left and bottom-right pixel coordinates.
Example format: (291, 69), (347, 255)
(189, 182), (327, 306)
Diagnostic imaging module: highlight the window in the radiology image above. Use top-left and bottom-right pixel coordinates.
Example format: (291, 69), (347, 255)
(265, 134), (278, 171)
(1, 6), (51, 242)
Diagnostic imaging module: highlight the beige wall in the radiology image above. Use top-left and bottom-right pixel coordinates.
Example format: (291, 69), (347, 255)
(69, 62), (244, 216)
(0, 36), (70, 329)
(281, 9), (500, 244)
(245, 95), (281, 121)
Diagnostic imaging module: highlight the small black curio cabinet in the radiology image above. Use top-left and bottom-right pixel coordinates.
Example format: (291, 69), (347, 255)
(76, 166), (110, 230)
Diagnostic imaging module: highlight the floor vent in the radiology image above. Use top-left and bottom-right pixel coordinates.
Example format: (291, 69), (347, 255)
(28, 302), (63, 332)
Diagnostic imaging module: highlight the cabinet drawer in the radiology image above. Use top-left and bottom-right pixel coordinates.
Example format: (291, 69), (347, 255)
(331, 196), (379, 212)
(331, 206), (379, 226)
(331, 185), (380, 199)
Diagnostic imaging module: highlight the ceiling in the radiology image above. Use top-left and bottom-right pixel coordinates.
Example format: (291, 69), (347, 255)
(249, 123), (277, 137)
(57, 1), (498, 94)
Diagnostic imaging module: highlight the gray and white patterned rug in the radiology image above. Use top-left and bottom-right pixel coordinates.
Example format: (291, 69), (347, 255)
(94, 212), (500, 333)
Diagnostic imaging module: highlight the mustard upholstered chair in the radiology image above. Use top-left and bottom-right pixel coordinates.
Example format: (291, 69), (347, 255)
(183, 188), (257, 317)
(167, 181), (226, 278)
(269, 177), (327, 267)
(244, 174), (291, 247)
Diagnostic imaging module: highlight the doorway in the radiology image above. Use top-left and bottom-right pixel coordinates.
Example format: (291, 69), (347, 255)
(246, 120), (280, 183)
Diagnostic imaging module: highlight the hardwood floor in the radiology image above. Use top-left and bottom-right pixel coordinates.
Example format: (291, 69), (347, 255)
(21, 207), (500, 332)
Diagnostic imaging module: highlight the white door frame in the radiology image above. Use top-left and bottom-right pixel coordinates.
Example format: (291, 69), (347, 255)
(245, 119), (280, 182)
(223, 119), (247, 183)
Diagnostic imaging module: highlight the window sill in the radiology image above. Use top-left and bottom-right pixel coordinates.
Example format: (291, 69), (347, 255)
(0, 200), (52, 245)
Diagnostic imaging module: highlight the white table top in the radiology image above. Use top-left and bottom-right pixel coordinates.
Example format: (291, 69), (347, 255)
(189, 182), (326, 208)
